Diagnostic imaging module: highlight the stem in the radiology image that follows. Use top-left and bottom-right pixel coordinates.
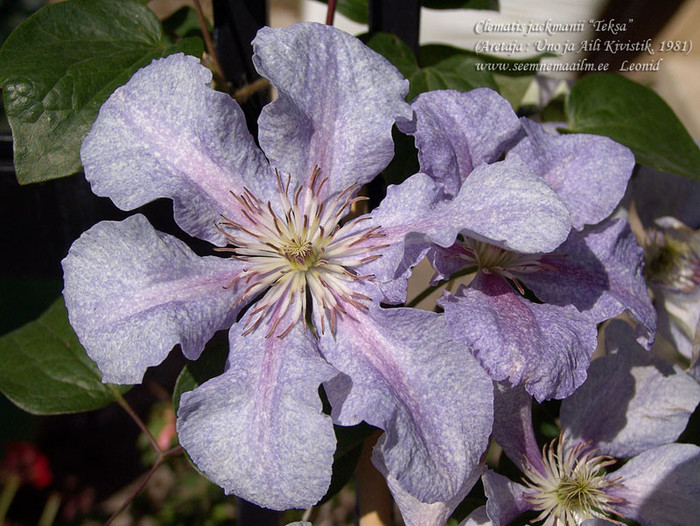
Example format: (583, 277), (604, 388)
(0, 474), (21, 524)
(37, 492), (62, 526)
(104, 446), (184, 526)
(405, 266), (477, 308)
(113, 390), (161, 455)
(357, 431), (392, 526)
(193, 0), (227, 86)
(326, 0), (337, 25)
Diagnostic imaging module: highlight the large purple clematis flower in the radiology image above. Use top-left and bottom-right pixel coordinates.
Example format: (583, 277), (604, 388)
(400, 88), (656, 401)
(60, 23), (574, 511)
(463, 320), (700, 526)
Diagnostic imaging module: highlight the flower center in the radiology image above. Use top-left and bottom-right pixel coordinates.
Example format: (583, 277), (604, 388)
(217, 167), (386, 338)
(521, 434), (625, 526)
(644, 227), (700, 292)
(457, 238), (557, 294)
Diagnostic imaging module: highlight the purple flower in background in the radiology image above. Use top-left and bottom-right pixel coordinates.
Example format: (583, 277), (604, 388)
(401, 88), (656, 401)
(58, 23), (581, 510)
(622, 165), (700, 366)
(464, 320), (700, 526)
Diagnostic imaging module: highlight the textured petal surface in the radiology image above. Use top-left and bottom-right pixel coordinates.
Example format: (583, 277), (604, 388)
(492, 383), (544, 473)
(482, 471), (531, 526)
(611, 443), (700, 525)
(653, 284), (700, 359)
(254, 23), (411, 198)
(509, 119), (635, 229)
(562, 320), (700, 458)
(402, 89), (521, 197)
(177, 322), (337, 510)
(81, 53), (272, 246)
(521, 218), (656, 347)
(374, 455), (484, 526)
(441, 273), (598, 401)
(459, 506), (493, 526)
(319, 306), (493, 503)
(359, 159), (572, 297)
(62, 214), (242, 384)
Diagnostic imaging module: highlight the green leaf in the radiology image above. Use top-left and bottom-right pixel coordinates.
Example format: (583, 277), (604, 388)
(316, 0), (499, 23)
(0, 0), (203, 185)
(422, 0), (499, 10)
(173, 342), (228, 413)
(408, 54), (498, 100)
(0, 297), (130, 415)
(162, 6), (206, 40)
(363, 33), (498, 101)
(315, 0), (369, 24)
(566, 74), (700, 181)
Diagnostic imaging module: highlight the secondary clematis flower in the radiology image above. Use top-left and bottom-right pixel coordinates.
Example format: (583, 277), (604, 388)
(400, 88), (656, 401)
(61, 23), (574, 511)
(623, 165), (700, 366)
(463, 320), (700, 526)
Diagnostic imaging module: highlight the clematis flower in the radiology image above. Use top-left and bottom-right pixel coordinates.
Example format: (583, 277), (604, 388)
(623, 165), (700, 364)
(400, 88), (655, 401)
(464, 320), (700, 526)
(61, 23), (575, 511)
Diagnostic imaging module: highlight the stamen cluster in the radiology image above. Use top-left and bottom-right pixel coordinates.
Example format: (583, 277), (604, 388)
(521, 434), (625, 526)
(217, 167), (387, 338)
(457, 238), (557, 294)
(644, 228), (700, 292)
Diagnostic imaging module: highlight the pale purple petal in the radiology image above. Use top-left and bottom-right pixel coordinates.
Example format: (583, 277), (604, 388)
(509, 118), (635, 229)
(459, 506), (492, 526)
(319, 306), (493, 503)
(653, 284), (700, 359)
(492, 383), (544, 473)
(401, 89), (521, 197)
(253, 23), (411, 197)
(610, 443), (700, 525)
(562, 320), (700, 458)
(374, 455), (484, 526)
(358, 158), (572, 296)
(177, 321), (337, 510)
(521, 218), (656, 348)
(81, 53), (273, 246)
(62, 214), (242, 384)
(440, 273), (598, 401)
(482, 471), (532, 526)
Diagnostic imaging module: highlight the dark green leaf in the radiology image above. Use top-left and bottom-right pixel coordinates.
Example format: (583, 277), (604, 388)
(315, 0), (369, 24)
(162, 6), (206, 40)
(420, 43), (553, 77)
(0, 297), (130, 414)
(566, 74), (700, 181)
(0, 0), (203, 185)
(408, 54), (499, 100)
(363, 33), (498, 101)
(316, 0), (499, 22)
(173, 342), (228, 413)
(422, 0), (499, 10)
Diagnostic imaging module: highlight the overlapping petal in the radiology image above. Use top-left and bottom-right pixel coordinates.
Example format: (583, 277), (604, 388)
(440, 273), (598, 401)
(319, 305), (493, 503)
(253, 23), (411, 198)
(400, 89), (521, 197)
(177, 320), (337, 510)
(80, 54), (272, 246)
(520, 218), (656, 347)
(561, 320), (700, 458)
(610, 443), (700, 525)
(358, 156), (572, 298)
(62, 214), (243, 384)
(509, 118), (635, 229)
